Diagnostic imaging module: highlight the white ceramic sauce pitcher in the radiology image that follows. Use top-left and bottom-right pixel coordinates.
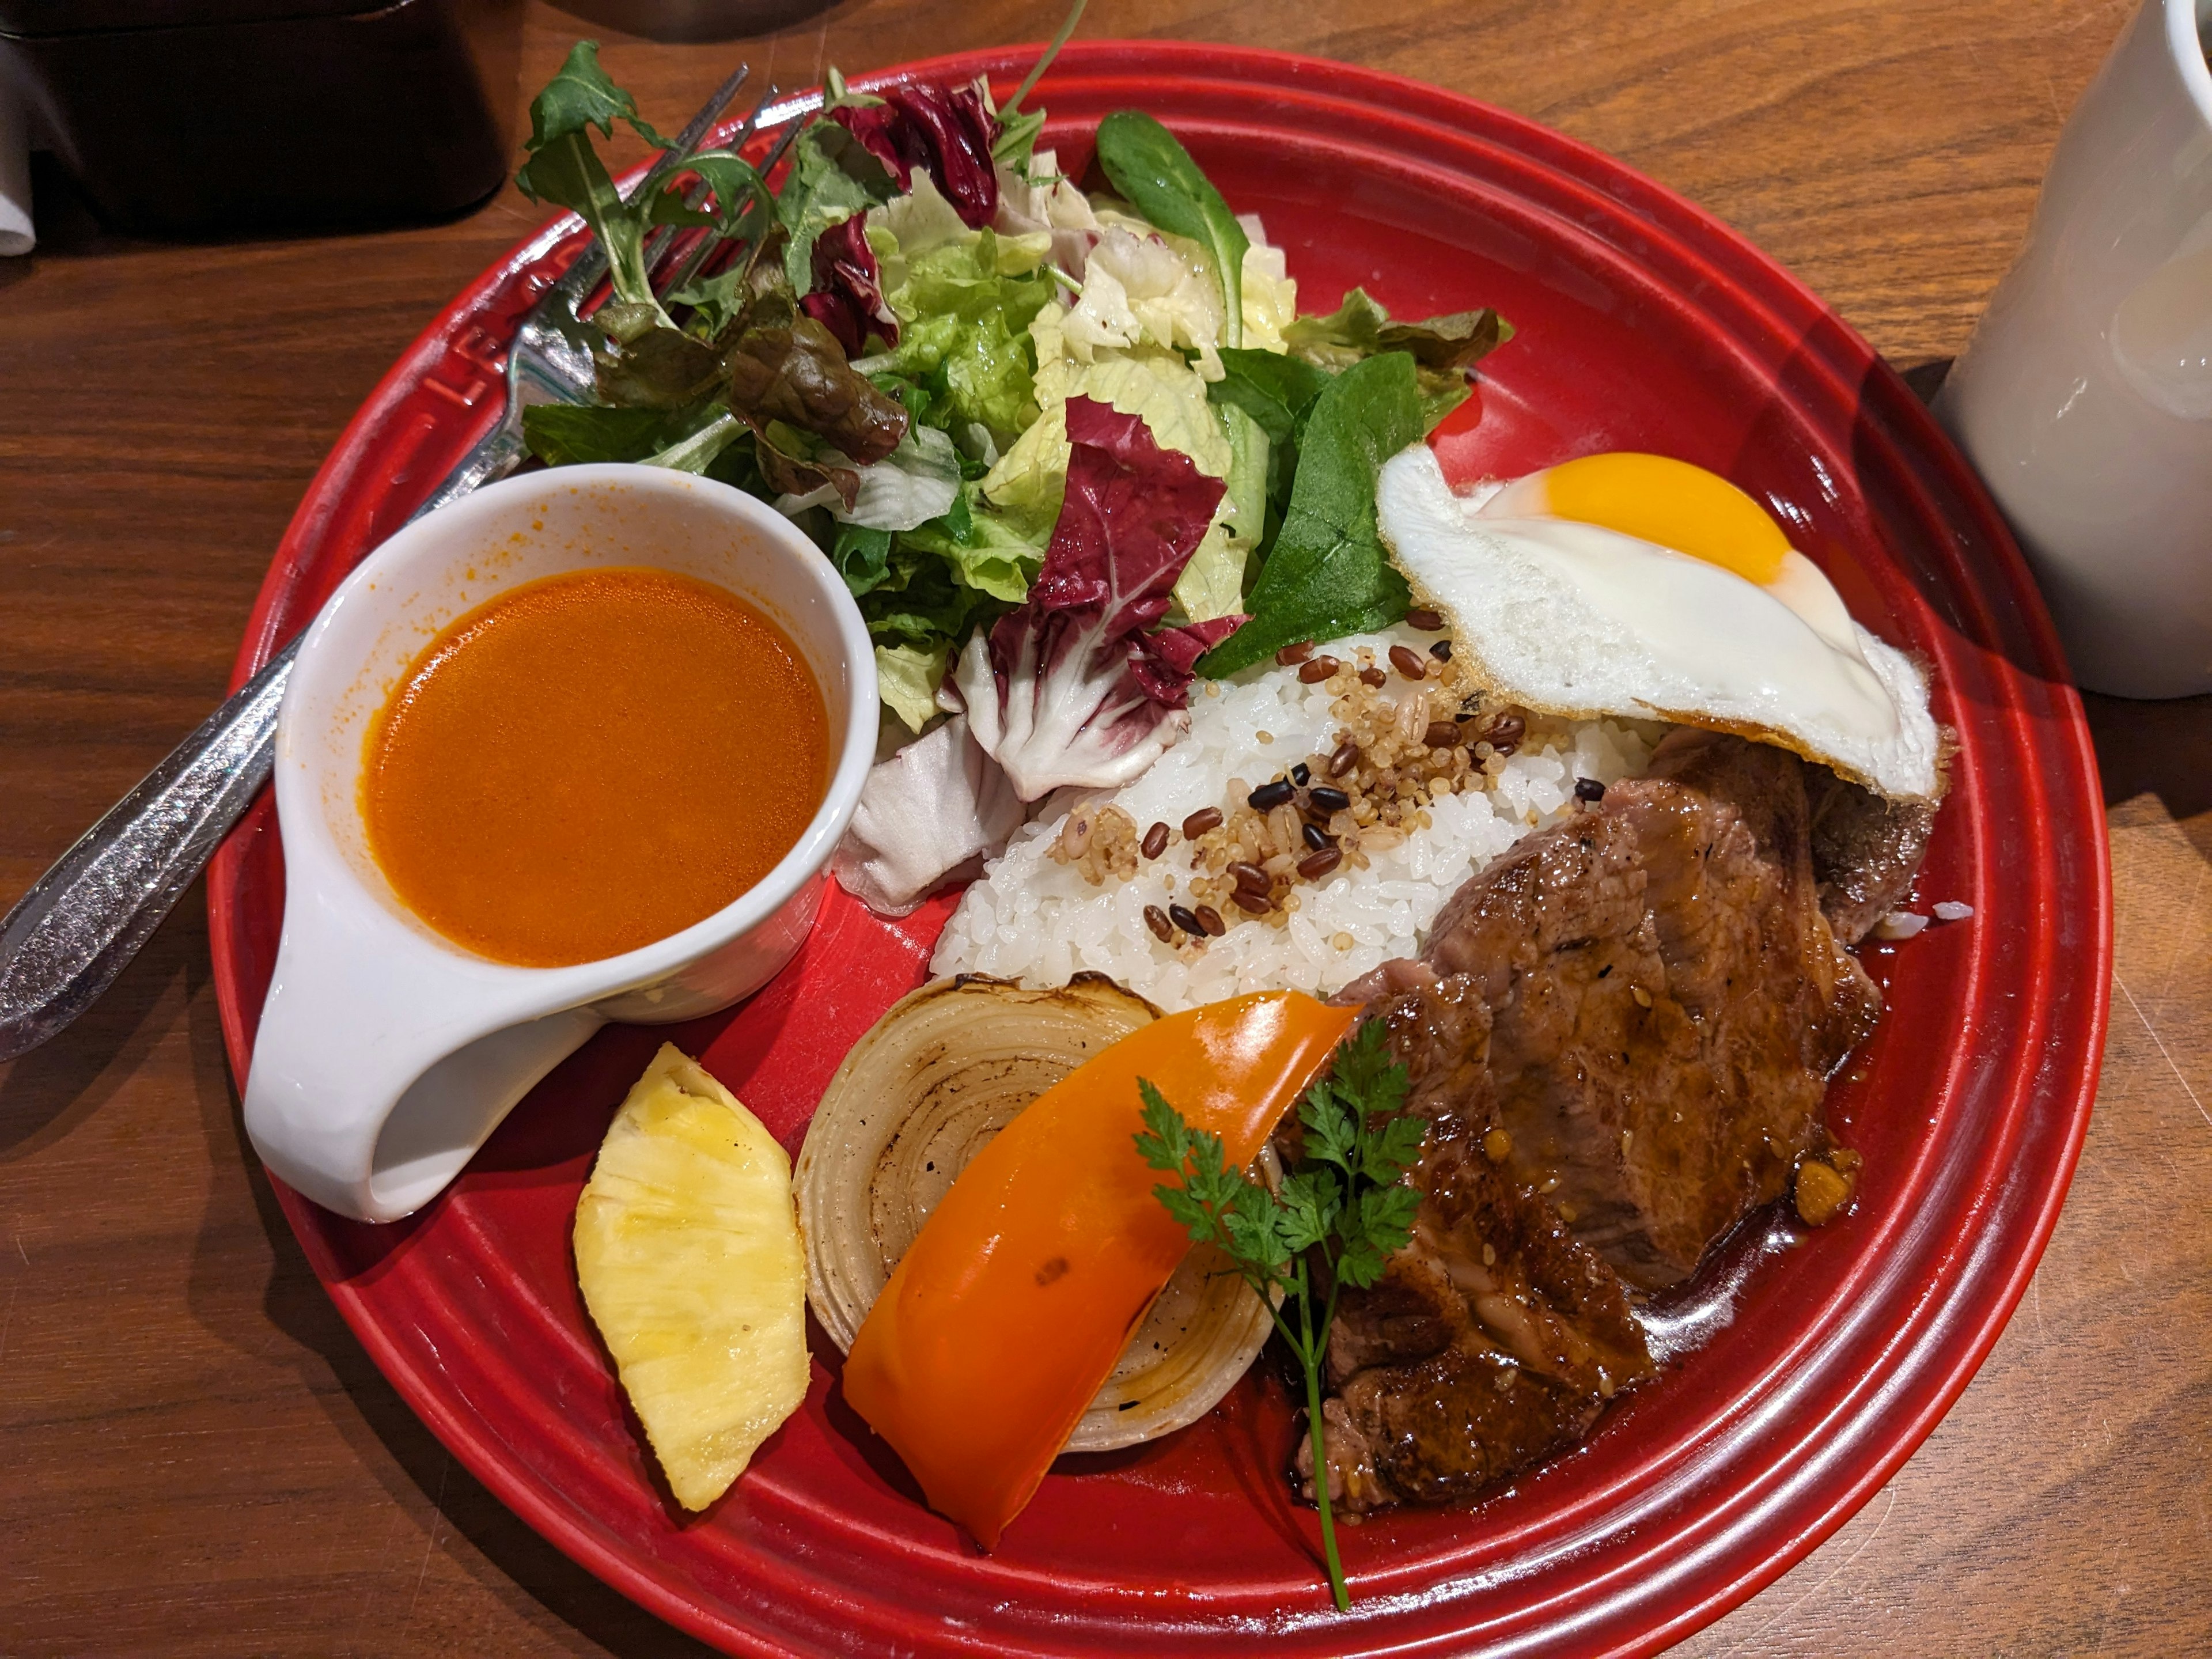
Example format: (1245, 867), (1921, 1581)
(242, 466), (878, 1222)
(1937, 0), (2212, 698)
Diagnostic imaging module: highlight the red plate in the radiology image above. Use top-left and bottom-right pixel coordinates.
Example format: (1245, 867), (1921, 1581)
(206, 42), (2110, 1657)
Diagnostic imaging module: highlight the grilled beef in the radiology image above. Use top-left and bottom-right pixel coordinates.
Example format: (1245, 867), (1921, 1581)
(1312, 730), (1899, 1514)
(1806, 766), (1936, 945)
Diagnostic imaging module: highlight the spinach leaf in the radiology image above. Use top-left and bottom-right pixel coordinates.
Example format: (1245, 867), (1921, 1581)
(1198, 351), (1424, 676)
(1209, 348), (1332, 536)
(1207, 349), (1332, 445)
(1093, 111), (1248, 348)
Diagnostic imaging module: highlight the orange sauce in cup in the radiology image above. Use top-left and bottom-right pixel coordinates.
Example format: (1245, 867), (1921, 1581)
(362, 567), (828, 967)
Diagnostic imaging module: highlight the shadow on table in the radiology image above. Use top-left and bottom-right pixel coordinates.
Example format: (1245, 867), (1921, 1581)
(179, 963), (718, 1659)
(2082, 691), (2212, 859)
(0, 877), (212, 1161)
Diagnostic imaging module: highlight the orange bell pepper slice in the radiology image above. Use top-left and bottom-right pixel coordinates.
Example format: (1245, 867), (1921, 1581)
(840, 990), (1355, 1548)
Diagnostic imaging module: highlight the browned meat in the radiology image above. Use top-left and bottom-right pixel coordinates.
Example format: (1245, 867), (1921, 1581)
(1413, 729), (1879, 1291)
(1806, 766), (1937, 945)
(1309, 730), (1895, 1514)
(1297, 975), (1654, 1513)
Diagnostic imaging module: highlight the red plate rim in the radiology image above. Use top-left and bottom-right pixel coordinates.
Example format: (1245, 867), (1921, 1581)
(204, 41), (2112, 1657)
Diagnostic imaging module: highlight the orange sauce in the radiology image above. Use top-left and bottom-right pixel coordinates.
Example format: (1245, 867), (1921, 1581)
(363, 567), (828, 967)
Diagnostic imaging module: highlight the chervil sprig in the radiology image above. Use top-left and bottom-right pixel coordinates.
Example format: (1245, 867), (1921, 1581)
(1134, 1021), (1424, 1611)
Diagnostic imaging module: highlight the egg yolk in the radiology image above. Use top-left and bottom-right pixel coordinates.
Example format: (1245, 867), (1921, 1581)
(1528, 453), (1792, 586)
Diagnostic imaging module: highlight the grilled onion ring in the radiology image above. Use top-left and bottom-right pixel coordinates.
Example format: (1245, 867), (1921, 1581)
(796, 973), (1276, 1452)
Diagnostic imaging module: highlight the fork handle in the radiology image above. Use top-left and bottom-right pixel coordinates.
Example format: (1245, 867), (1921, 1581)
(0, 413), (532, 1062)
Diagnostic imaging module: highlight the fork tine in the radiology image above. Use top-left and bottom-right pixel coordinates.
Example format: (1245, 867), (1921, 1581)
(656, 84), (781, 299)
(620, 62), (753, 207)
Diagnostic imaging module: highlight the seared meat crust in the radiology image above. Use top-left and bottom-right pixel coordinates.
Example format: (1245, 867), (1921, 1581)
(1310, 730), (1891, 1514)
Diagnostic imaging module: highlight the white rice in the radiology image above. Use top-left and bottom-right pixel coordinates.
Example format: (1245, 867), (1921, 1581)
(931, 625), (1663, 1010)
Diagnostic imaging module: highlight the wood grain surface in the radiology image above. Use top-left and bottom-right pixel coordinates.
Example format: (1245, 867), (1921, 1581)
(3, 0), (2207, 1653)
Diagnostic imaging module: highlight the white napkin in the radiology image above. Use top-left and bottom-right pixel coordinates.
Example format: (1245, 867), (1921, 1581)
(0, 71), (33, 257)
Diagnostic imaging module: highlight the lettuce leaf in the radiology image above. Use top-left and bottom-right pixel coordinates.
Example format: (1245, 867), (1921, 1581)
(866, 232), (1056, 440)
(896, 480), (1049, 604)
(1093, 111), (1248, 349)
(775, 422), (960, 530)
(874, 641), (951, 733)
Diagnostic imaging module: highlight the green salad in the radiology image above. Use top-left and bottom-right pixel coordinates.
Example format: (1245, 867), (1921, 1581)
(509, 24), (1508, 752)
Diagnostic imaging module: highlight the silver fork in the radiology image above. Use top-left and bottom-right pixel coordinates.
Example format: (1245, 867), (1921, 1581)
(0, 64), (768, 1063)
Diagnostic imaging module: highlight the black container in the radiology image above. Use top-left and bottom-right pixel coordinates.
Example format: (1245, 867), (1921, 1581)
(0, 0), (524, 236)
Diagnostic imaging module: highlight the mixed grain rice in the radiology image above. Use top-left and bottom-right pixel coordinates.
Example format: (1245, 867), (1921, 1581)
(931, 624), (1669, 1010)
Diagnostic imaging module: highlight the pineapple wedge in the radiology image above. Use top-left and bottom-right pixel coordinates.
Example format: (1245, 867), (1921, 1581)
(574, 1043), (808, 1511)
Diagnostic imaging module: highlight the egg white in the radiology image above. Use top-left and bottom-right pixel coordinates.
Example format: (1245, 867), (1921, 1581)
(1376, 445), (1941, 801)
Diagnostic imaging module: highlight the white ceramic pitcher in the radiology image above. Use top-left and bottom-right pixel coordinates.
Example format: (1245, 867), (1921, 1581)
(1937, 0), (2212, 698)
(241, 466), (878, 1223)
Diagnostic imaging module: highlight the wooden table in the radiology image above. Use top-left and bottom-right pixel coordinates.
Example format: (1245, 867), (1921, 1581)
(3, 0), (2206, 1651)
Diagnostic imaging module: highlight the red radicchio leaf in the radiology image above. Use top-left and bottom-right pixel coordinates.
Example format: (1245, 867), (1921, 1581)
(950, 396), (1244, 799)
(885, 82), (999, 228)
(829, 79), (1000, 230)
(828, 102), (928, 189)
(798, 212), (899, 358)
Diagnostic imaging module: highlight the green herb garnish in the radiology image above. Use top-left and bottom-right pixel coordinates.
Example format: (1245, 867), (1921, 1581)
(1134, 1022), (1425, 1611)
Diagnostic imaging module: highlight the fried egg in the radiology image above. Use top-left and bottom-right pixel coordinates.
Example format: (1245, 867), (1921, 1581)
(1376, 446), (1941, 800)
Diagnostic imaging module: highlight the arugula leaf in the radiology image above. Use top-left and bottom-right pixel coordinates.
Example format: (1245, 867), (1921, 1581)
(1198, 351), (1425, 676)
(1093, 111), (1249, 349)
(1285, 287), (1512, 430)
(778, 119), (902, 293)
(525, 40), (669, 149)
(1135, 1026), (1425, 1612)
(683, 149), (774, 240)
(517, 41), (690, 344)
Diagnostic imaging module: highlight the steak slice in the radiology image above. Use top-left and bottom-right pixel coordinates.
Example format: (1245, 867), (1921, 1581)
(1306, 730), (1891, 1513)
(1297, 974), (1655, 1514)
(1418, 729), (1878, 1290)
